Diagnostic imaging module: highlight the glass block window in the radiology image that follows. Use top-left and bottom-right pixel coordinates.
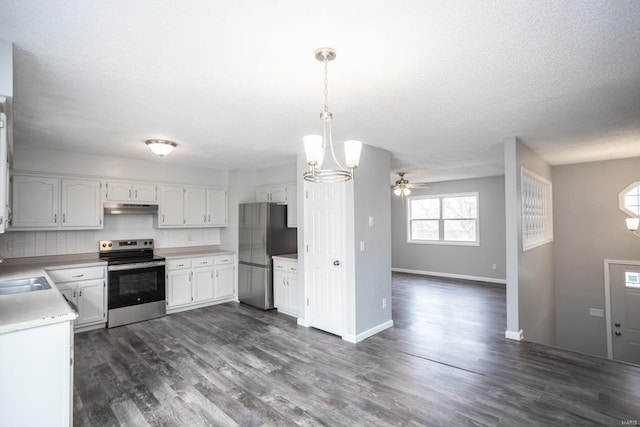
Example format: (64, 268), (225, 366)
(619, 182), (640, 217)
(521, 168), (553, 251)
(407, 193), (479, 245)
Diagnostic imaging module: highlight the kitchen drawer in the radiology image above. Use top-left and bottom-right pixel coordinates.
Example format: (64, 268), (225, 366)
(167, 259), (192, 270)
(274, 261), (287, 271)
(214, 255), (234, 265)
(47, 266), (104, 283)
(191, 256), (214, 267)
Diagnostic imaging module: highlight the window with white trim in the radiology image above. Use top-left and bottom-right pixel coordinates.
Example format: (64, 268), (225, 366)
(521, 167), (553, 251)
(407, 193), (479, 245)
(619, 181), (640, 216)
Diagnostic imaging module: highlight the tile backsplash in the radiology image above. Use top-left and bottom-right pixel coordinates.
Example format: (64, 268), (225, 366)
(0, 215), (221, 258)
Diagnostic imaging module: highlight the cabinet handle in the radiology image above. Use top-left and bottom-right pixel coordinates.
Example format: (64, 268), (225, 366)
(73, 290), (76, 298)
(211, 272), (214, 279)
(208, 215), (211, 222)
(162, 214), (165, 223)
(204, 214), (206, 223)
(129, 189), (132, 199)
(79, 289), (82, 297)
(135, 190), (138, 199)
(62, 213), (66, 223)
(54, 213), (57, 223)
(72, 274), (84, 278)
(286, 278), (289, 286)
(216, 271), (219, 278)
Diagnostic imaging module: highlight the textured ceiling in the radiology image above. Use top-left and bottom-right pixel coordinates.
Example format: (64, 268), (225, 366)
(1, 1), (639, 184)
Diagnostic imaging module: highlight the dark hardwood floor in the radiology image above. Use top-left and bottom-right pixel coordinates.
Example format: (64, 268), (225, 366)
(73, 273), (640, 426)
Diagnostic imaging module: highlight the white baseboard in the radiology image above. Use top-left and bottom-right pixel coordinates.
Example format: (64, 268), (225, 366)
(342, 320), (394, 343)
(505, 329), (524, 341)
(392, 267), (506, 285)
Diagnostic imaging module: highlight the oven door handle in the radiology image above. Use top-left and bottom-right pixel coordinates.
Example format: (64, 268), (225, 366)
(108, 261), (166, 271)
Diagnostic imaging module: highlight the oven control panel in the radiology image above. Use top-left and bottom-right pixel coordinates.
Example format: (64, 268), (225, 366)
(99, 239), (154, 252)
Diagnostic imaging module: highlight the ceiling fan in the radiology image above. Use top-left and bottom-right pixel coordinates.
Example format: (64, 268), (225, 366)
(392, 172), (430, 197)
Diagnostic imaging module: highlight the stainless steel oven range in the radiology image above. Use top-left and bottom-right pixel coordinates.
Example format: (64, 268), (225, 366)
(99, 239), (166, 328)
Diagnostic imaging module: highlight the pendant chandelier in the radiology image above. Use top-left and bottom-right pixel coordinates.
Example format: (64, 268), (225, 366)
(303, 47), (362, 183)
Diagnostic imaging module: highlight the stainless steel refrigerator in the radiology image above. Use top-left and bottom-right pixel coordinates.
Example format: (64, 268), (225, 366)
(238, 202), (297, 309)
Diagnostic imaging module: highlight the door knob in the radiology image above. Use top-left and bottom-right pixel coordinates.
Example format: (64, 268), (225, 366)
(333, 260), (340, 266)
(614, 331), (622, 336)
(614, 323), (621, 327)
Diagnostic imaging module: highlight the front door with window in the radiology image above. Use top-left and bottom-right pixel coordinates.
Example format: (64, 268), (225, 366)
(609, 263), (640, 365)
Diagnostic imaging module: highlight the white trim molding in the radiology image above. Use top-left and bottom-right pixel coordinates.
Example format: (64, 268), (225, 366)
(392, 267), (506, 285)
(342, 320), (394, 343)
(505, 329), (524, 341)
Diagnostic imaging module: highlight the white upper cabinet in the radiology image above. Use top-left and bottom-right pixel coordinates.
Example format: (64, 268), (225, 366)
(207, 188), (227, 226)
(0, 39), (13, 98)
(11, 175), (59, 228)
(185, 187), (207, 226)
(256, 184), (289, 203)
(61, 178), (102, 228)
(105, 181), (156, 203)
(12, 175), (104, 230)
(157, 185), (228, 228)
(158, 185), (185, 226)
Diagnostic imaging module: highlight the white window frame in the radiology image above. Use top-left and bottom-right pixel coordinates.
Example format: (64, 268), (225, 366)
(618, 181), (640, 217)
(406, 192), (480, 246)
(521, 167), (553, 252)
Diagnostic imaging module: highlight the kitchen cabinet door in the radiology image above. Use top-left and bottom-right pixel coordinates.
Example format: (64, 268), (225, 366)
(214, 263), (235, 299)
(11, 175), (59, 228)
(77, 279), (105, 325)
(286, 264), (299, 314)
(255, 186), (270, 202)
(207, 188), (227, 226)
(270, 185), (287, 203)
(273, 267), (287, 308)
(185, 187), (207, 226)
(286, 185), (297, 228)
(192, 266), (214, 303)
(106, 181), (131, 201)
(167, 269), (192, 308)
(132, 183), (156, 202)
(159, 185), (185, 226)
(61, 178), (103, 228)
(57, 284), (76, 308)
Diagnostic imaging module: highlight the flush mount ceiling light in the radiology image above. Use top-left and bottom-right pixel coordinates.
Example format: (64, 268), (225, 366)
(303, 47), (362, 183)
(145, 139), (177, 157)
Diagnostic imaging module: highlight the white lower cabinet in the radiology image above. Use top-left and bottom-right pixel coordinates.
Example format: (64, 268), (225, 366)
(47, 266), (107, 330)
(273, 258), (298, 317)
(166, 254), (236, 313)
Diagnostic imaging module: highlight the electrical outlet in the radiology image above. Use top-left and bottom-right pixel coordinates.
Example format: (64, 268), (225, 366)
(360, 241), (365, 251)
(382, 298), (387, 309)
(369, 216), (374, 227)
(492, 264), (497, 270)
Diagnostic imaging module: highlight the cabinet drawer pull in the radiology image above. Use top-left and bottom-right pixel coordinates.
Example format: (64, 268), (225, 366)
(72, 274), (84, 278)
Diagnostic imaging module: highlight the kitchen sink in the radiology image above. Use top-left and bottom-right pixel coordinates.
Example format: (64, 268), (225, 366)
(0, 277), (52, 295)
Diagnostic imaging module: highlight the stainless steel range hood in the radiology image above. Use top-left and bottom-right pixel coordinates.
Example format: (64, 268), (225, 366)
(103, 203), (158, 215)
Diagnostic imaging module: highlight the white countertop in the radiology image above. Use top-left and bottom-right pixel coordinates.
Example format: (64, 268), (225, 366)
(157, 245), (235, 259)
(272, 253), (298, 261)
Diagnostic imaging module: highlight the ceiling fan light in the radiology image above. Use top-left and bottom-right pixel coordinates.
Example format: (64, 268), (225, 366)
(627, 217), (640, 232)
(146, 139), (177, 156)
(304, 135), (324, 166)
(403, 187), (411, 196)
(394, 187), (402, 196)
(344, 140), (362, 168)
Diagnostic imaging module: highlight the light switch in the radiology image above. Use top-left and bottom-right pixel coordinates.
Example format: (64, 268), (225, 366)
(589, 308), (604, 318)
(360, 241), (365, 251)
(368, 216), (374, 227)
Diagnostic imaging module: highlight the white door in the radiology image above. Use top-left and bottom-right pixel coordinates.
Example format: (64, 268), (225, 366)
(185, 187), (207, 225)
(167, 270), (192, 307)
(609, 263), (640, 365)
(0, 113), (7, 233)
(61, 179), (102, 228)
(192, 267), (214, 303)
(159, 186), (184, 226)
(214, 264), (235, 299)
(132, 183), (156, 202)
(207, 189), (227, 226)
(106, 182), (132, 201)
(77, 279), (105, 325)
(12, 175), (59, 227)
(305, 181), (345, 336)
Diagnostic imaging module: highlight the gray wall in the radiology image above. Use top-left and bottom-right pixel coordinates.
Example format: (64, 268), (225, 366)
(391, 175), (506, 281)
(505, 138), (555, 345)
(353, 145), (392, 334)
(553, 157), (640, 357)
